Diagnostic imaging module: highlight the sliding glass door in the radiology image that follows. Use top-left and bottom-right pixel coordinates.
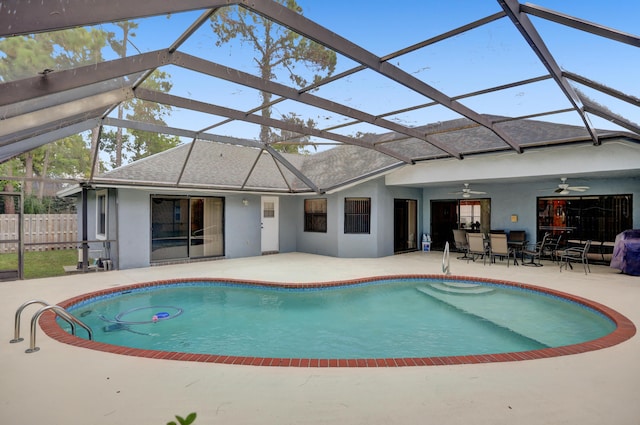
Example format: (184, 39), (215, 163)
(190, 197), (224, 258)
(537, 194), (632, 241)
(151, 196), (224, 262)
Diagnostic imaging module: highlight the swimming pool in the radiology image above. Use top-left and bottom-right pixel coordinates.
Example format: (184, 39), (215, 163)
(41, 275), (634, 367)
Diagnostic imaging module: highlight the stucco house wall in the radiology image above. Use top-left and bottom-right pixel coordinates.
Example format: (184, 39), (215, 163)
(224, 194), (262, 259)
(295, 194), (339, 257)
(277, 195), (298, 254)
(384, 138), (640, 245)
(291, 178), (422, 259)
(335, 179), (383, 258)
(80, 189), (268, 270)
(83, 175), (426, 269)
(421, 176), (640, 245)
(76, 188), (120, 268)
(71, 137), (638, 270)
(78, 169), (637, 270)
(116, 189), (149, 269)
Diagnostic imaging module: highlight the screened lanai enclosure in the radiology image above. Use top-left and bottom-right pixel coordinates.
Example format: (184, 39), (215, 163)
(0, 1), (639, 272)
(2, 0), (638, 179)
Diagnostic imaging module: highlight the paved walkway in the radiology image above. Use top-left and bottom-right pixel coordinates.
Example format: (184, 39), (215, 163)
(1, 252), (639, 425)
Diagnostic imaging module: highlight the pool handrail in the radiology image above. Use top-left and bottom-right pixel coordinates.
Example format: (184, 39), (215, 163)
(26, 305), (93, 353)
(443, 241), (451, 275)
(10, 299), (50, 343)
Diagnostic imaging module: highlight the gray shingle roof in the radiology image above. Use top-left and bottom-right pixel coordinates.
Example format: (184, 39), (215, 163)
(95, 116), (632, 193)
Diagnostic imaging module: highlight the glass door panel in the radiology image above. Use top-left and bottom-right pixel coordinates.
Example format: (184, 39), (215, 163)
(190, 197), (224, 257)
(151, 198), (189, 261)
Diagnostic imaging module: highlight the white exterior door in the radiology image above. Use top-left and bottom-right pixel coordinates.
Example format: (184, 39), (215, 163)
(261, 196), (279, 253)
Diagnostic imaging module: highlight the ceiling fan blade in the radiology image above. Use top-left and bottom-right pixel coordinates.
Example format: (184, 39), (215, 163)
(452, 183), (487, 196)
(554, 188), (563, 193)
(567, 186), (589, 192)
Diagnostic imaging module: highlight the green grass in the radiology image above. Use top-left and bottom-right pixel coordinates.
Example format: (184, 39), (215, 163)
(0, 249), (78, 279)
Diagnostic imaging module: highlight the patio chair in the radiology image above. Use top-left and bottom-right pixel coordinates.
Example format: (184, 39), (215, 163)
(541, 233), (563, 264)
(466, 232), (488, 264)
(452, 229), (470, 260)
(586, 241), (615, 264)
(560, 240), (591, 275)
(488, 233), (515, 267)
(508, 230), (527, 258)
(521, 232), (550, 267)
(508, 230), (526, 245)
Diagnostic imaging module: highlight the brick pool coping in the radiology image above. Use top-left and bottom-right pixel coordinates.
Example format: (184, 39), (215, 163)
(39, 274), (636, 367)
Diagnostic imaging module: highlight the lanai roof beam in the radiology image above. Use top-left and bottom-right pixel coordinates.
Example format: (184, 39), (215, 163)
(521, 3), (640, 47)
(498, 0), (599, 145)
(134, 88), (414, 164)
(0, 0), (234, 37)
(175, 52), (460, 158)
(242, 1), (523, 154)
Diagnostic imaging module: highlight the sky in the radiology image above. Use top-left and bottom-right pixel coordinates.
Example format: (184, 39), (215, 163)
(25, 1), (640, 149)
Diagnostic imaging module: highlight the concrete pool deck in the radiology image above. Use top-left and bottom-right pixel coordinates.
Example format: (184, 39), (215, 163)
(1, 251), (639, 425)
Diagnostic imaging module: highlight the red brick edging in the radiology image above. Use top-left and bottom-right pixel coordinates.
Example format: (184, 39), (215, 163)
(39, 274), (636, 367)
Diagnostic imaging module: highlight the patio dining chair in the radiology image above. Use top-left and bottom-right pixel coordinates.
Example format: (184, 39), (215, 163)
(488, 233), (515, 267)
(521, 232), (550, 267)
(466, 232), (488, 264)
(508, 230), (526, 246)
(507, 230), (527, 260)
(452, 229), (470, 260)
(541, 233), (563, 264)
(560, 240), (591, 275)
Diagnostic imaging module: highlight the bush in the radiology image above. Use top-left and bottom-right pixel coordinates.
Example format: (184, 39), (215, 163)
(23, 195), (76, 214)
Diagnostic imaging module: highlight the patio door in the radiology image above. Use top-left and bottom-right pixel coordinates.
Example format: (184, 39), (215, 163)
(394, 199), (417, 253)
(430, 199), (491, 251)
(151, 196), (224, 262)
(430, 200), (458, 251)
(261, 196), (279, 254)
(190, 197), (224, 258)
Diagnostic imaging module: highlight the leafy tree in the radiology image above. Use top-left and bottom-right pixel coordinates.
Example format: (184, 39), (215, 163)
(0, 35), (53, 82)
(272, 112), (318, 154)
(128, 130), (181, 163)
(127, 71), (181, 161)
(46, 135), (93, 179)
(49, 28), (110, 69)
(0, 160), (21, 214)
(101, 129), (131, 168)
(210, 0), (337, 153)
(0, 28), (107, 195)
(99, 71), (180, 168)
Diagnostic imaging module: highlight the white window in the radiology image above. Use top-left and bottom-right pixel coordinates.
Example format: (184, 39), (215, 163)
(96, 190), (107, 239)
(263, 201), (275, 218)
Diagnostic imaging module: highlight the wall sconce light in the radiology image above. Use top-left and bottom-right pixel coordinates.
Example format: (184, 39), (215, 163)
(242, 198), (249, 206)
(511, 214), (518, 223)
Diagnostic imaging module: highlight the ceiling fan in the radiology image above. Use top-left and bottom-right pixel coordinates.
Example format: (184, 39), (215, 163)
(552, 177), (590, 195)
(450, 183), (487, 198)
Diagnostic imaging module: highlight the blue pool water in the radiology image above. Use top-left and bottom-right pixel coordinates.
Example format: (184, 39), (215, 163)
(62, 279), (615, 359)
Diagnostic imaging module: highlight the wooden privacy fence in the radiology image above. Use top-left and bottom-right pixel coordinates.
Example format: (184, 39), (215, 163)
(0, 214), (78, 253)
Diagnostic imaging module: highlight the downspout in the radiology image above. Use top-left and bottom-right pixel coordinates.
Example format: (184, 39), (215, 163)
(18, 189), (24, 279)
(81, 184), (89, 272)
